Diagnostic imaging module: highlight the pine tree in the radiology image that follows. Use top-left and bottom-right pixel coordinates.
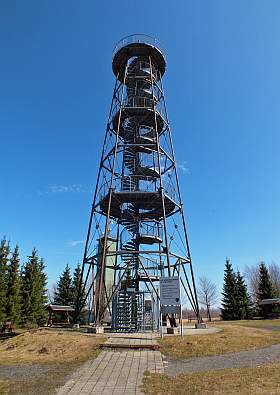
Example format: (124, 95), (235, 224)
(6, 245), (21, 325)
(236, 271), (252, 320)
(0, 238), (10, 323)
(21, 249), (48, 326)
(54, 264), (74, 306)
(221, 258), (238, 320)
(257, 262), (274, 318)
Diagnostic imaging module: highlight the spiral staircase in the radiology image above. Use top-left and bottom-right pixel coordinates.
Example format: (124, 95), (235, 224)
(102, 43), (170, 331)
(77, 36), (201, 330)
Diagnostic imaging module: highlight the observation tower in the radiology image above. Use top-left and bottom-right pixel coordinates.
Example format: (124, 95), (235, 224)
(77, 35), (200, 331)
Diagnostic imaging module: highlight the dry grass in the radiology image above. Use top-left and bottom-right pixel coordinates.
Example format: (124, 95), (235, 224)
(0, 328), (105, 364)
(0, 367), (76, 395)
(143, 363), (280, 394)
(234, 319), (280, 329)
(0, 380), (9, 395)
(158, 324), (280, 358)
(0, 329), (106, 395)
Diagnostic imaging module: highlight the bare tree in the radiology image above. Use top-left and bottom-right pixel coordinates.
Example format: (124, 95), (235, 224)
(244, 264), (259, 303)
(198, 277), (219, 322)
(47, 283), (57, 304)
(245, 261), (280, 301)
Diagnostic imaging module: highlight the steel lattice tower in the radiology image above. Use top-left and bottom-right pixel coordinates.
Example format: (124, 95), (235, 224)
(77, 35), (200, 330)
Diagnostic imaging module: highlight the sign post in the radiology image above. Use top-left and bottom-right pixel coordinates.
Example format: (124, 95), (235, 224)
(180, 303), (183, 337)
(160, 277), (180, 305)
(160, 311), (163, 339)
(159, 277), (182, 337)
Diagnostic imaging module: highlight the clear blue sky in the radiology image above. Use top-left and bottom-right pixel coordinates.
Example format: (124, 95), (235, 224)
(1, 1), (280, 293)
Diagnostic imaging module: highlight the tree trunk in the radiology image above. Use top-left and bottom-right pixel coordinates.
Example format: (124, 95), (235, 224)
(207, 304), (211, 322)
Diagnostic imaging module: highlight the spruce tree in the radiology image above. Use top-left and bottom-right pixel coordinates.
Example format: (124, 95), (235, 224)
(221, 259), (238, 320)
(54, 264), (74, 306)
(21, 249), (48, 326)
(33, 258), (48, 325)
(236, 271), (252, 320)
(257, 262), (274, 318)
(0, 238), (10, 323)
(72, 263), (84, 311)
(6, 245), (21, 325)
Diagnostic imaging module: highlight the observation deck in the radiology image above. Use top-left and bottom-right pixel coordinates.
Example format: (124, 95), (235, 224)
(112, 34), (166, 80)
(100, 190), (175, 220)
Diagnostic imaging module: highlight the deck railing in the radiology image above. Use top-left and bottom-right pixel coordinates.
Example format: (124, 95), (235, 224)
(112, 34), (165, 59)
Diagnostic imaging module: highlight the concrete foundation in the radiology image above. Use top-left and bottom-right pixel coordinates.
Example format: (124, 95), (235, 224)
(195, 322), (207, 329)
(167, 327), (180, 334)
(88, 326), (105, 334)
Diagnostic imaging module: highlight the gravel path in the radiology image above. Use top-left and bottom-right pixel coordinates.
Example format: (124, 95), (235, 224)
(164, 343), (280, 376)
(257, 326), (280, 331)
(0, 363), (52, 379)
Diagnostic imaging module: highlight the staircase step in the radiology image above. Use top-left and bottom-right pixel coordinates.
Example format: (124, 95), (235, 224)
(100, 343), (159, 350)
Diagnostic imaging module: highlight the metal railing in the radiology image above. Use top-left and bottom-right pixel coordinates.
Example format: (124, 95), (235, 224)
(138, 257), (161, 277)
(126, 96), (154, 108)
(119, 221), (162, 248)
(139, 221), (163, 240)
(98, 175), (176, 202)
(112, 34), (165, 59)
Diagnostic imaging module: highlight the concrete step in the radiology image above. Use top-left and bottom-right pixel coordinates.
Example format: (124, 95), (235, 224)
(100, 343), (159, 351)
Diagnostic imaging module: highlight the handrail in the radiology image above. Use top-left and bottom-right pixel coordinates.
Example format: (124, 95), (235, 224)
(98, 175), (176, 202)
(112, 34), (165, 59)
(139, 222), (163, 239)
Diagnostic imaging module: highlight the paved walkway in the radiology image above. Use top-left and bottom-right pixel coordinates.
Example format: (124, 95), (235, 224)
(57, 333), (163, 395)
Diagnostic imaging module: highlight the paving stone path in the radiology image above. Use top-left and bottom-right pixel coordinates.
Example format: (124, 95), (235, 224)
(57, 333), (163, 395)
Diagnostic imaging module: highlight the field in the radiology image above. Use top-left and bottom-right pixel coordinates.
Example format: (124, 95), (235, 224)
(143, 320), (280, 394)
(0, 329), (105, 395)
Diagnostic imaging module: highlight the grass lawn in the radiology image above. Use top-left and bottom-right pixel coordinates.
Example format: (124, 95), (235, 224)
(145, 322), (280, 394)
(158, 323), (280, 359)
(143, 362), (280, 394)
(0, 328), (106, 394)
(234, 318), (280, 329)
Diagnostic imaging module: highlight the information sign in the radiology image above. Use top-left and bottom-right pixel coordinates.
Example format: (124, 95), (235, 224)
(159, 277), (180, 305)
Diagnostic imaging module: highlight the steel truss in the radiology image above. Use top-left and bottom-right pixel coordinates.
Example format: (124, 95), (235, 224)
(76, 35), (201, 329)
